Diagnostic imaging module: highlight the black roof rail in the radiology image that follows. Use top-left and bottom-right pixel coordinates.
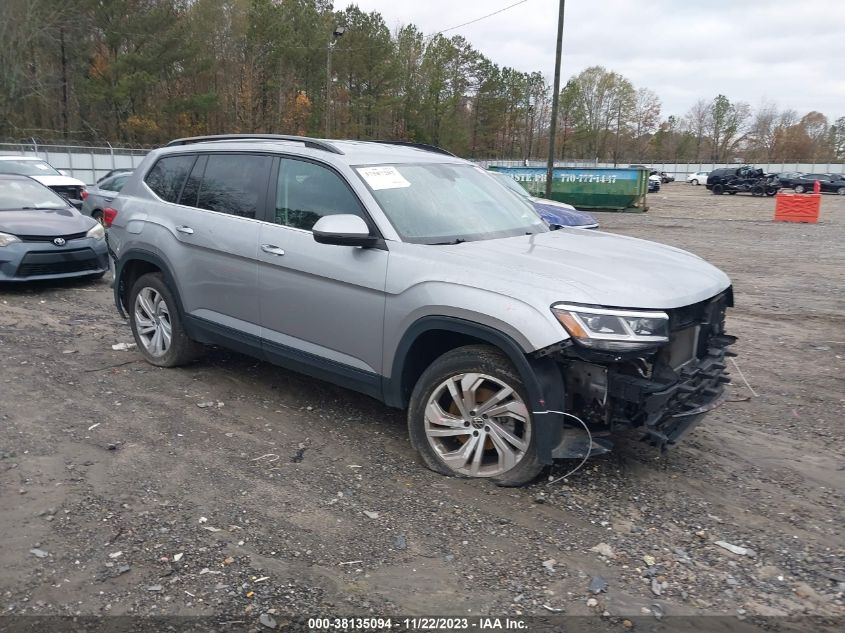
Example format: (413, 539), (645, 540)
(369, 140), (456, 157)
(165, 134), (344, 155)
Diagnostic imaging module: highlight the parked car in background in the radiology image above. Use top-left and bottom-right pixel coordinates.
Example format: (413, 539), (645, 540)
(107, 134), (734, 486)
(489, 171), (598, 228)
(657, 171), (674, 183)
(96, 168), (134, 185)
(82, 171), (132, 223)
(782, 173), (845, 194)
(648, 174), (661, 192)
(0, 175), (108, 281)
(686, 171), (709, 186)
(706, 166), (778, 196)
(0, 156), (87, 208)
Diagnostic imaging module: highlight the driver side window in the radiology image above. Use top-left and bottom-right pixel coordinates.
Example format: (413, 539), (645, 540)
(275, 159), (364, 231)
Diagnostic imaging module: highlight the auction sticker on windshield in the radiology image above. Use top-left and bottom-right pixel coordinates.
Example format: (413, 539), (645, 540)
(356, 166), (411, 190)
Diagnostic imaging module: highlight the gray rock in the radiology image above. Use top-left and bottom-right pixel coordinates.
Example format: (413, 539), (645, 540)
(146, 584), (163, 592)
(589, 575), (609, 594)
(30, 548), (48, 558)
(394, 535), (407, 550)
(259, 613), (277, 629)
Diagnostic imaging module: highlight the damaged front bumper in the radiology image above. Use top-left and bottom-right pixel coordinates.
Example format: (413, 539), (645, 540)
(534, 290), (736, 460)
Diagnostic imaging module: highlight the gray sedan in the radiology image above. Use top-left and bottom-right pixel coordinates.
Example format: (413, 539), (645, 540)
(0, 175), (108, 282)
(81, 171), (131, 224)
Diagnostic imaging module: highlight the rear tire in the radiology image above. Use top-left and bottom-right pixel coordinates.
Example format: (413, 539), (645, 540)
(128, 272), (201, 367)
(837, 187), (845, 196)
(712, 184), (724, 195)
(408, 344), (543, 487)
(690, 179), (699, 186)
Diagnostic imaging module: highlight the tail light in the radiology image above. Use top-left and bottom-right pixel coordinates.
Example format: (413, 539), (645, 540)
(80, 189), (89, 200)
(103, 207), (118, 228)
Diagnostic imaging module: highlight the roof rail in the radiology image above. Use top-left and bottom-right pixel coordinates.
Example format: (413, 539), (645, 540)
(165, 134), (344, 155)
(370, 140), (456, 157)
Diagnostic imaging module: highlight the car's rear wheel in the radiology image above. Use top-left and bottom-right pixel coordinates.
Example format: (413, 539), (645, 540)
(129, 272), (200, 367)
(712, 184), (724, 195)
(408, 345), (543, 486)
(794, 184), (805, 193)
(837, 187), (845, 196)
(690, 179), (699, 186)
(751, 185), (765, 196)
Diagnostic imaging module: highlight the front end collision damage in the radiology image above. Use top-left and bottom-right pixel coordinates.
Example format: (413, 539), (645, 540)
(537, 289), (735, 455)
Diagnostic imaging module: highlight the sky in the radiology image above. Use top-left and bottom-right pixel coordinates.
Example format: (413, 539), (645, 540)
(351, 0), (845, 122)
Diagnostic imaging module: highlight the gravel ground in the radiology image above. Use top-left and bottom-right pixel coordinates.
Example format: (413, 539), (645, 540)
(1, 184), (843, 630)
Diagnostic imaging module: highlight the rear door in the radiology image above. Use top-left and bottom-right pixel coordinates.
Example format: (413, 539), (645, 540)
(256, 157), (388, 389)
(143, 152), (271, 341)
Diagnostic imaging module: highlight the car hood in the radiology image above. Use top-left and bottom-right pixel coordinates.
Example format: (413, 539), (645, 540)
(0, 208), (95, 237)
(434, 229), (731, 309)
(30, 174), (87, 188)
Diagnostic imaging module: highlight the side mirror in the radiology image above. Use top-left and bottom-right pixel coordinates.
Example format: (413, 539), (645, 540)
(312, 214), (378, 247)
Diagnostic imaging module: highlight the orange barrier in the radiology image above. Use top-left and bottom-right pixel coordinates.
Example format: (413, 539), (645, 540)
(774, 192), (820, 223)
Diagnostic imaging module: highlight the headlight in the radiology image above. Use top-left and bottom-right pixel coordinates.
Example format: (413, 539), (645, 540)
(87, 224), (105, 240)
(551, 303), (669, 351)
(0, 232), (21, 247)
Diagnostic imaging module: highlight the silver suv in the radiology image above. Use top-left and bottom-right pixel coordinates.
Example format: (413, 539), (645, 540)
(107, 135), (735, 486)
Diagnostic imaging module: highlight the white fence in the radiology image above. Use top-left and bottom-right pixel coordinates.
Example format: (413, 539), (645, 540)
(480, 159), (845, 178)
(0, 142), (149, 185)
(3, 140), (843, 184)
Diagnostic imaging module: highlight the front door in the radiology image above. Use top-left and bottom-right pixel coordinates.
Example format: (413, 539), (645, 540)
(257, 157), (388, 394)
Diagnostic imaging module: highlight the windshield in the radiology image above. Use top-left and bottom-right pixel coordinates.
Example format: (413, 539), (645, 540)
(0, 159), (61, 177)
(356, 163), (547, 244)
(491, 172), (532, 199)
(0, 179), (69, 210)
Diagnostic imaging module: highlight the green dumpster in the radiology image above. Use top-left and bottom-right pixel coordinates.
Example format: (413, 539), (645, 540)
(489, 166), (649, 211)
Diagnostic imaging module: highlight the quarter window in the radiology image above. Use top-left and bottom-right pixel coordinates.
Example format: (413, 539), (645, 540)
(195, 154), (270, 219)
(144, 155), (195, 203)
(275, 159), (364, 230)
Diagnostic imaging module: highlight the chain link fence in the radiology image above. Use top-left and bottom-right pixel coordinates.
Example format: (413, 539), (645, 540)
(2, 139), (843, 185)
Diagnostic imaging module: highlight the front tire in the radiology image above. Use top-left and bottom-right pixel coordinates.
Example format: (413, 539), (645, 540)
(794, 184), (805, 193)
(691, 179), (699, 186)
(837, 187), (845, 196)
(128, 272), (201, 367)
(408, 345), (543, 486)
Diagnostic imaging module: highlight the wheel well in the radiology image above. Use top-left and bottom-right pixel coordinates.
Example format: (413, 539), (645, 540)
(398, 329), (487, 406)
(118, 259), (161, 311)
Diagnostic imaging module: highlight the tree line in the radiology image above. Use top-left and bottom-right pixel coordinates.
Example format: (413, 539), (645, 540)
(3, 0), (844, 162)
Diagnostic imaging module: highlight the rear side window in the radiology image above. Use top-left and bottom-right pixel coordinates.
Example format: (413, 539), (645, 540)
(144, 155), (195, 203)
(194, 154), (271, 219)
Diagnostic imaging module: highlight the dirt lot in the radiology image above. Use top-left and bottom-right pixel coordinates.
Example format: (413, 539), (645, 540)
(1, 184), (843, 629)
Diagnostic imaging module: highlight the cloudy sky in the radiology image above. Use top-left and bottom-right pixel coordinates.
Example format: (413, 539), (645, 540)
(352, 0), (845, 121)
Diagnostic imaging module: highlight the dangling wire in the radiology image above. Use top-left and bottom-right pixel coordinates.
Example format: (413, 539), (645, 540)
(532, 410), (593, 486)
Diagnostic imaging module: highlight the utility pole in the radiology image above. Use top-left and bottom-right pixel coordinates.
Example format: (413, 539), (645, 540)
(325, 26), (346, 138)
(545, 0), (565, 198)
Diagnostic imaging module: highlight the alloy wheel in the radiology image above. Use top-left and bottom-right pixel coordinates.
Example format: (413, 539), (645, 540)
(134, 287), (172, 357)
(424, 373), (531, 478)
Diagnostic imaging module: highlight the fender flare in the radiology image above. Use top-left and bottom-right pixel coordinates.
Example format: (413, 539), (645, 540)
(386, 316), (565, 465)
(112, 248), (184, 319)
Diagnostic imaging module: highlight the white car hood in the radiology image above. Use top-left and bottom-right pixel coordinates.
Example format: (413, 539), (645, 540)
(433, 229), (731, 310)
(30, 174), (86, 188)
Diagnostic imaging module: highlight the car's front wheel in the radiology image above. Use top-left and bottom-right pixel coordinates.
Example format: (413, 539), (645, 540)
(690, 179), (699, 186)
(408, 345), (543, 486)
(794, 184), (805, 193)
(128, 272), (201, 367)
(837, 187), (845, 196)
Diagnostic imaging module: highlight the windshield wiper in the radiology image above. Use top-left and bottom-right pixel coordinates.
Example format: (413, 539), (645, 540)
(429, 238), (466, 245)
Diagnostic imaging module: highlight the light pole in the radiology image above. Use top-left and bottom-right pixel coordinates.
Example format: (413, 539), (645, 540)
(545, 0), (565, 198)
(325, 25), (346, 138)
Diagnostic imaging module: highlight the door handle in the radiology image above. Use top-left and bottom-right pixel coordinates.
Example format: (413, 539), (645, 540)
(176, 225), (194, 235)
(261, 244), (285, 256)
